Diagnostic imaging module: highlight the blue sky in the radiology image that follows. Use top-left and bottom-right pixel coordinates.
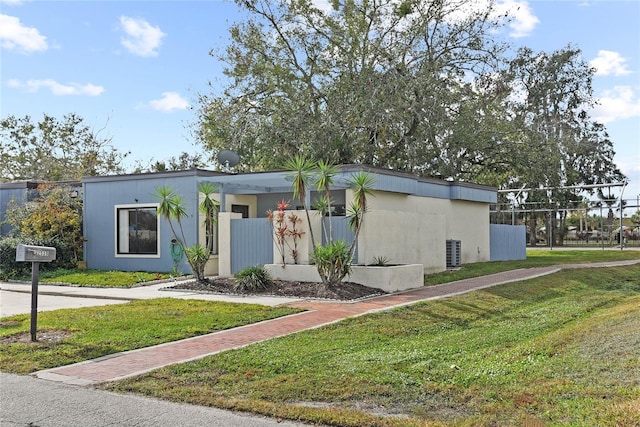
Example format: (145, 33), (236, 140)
(1, 0), (639, 202)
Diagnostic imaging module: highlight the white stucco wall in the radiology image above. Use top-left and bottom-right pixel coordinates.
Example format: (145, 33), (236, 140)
(225, 194), (258, 217)
(352, 189), (491, 273)
(422, 198), (490, 264)
(445, 199), (491, 263)
(357, 210), (446, 274)
(271, 210), (321, 265)
(217, 211), (242, 277)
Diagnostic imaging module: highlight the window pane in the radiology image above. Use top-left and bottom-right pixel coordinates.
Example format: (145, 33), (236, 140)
(118, 209), (130, 253)
(231, 204), (249, 218)
(136, 208), (157, 253)
(117, 207), (158, 255)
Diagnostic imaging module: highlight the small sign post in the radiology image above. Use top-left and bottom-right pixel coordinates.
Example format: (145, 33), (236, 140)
(16, 244), (56, 342)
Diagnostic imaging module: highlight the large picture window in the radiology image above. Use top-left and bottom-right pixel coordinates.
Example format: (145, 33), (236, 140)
(116, 205), (159, 255)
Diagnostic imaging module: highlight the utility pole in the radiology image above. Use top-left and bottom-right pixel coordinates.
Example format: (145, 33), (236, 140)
(619, 180), (628, 250)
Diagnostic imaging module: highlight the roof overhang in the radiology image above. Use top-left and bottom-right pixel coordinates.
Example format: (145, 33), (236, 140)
(82, 165), (497, 203)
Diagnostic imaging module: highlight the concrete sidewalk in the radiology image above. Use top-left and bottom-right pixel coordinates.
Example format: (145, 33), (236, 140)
(1, 279), (301, 317)
(29, 259), (639, 386)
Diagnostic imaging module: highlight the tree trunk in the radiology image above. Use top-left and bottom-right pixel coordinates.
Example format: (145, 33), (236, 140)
(528, 216), (538, 246)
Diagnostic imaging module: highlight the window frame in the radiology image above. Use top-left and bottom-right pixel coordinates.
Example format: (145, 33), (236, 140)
(231, 204), (249, 218)
(114, 203), (161, 258)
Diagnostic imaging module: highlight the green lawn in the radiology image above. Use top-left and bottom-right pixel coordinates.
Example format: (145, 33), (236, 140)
(25, 249), (640, 289)
(0, 299), (303, 374)
(104, 264), (640, 427)
(36, 269), (175, 287)
(3, 251), (639, 425)
(424, 249), (640, 285)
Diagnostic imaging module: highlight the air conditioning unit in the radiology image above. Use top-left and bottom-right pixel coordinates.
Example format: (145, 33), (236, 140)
(446, 240), (461, 268)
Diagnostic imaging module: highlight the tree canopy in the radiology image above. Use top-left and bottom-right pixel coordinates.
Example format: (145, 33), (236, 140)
(196, 0), (507, 171)
(194, 0), (624, 194)
(132, 152), (207, 174)
(504, 47), (624, 197)
(1, 113), (129, 181)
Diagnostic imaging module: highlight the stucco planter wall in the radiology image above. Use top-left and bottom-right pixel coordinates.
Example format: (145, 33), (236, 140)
(265, 263), (424, 293)
(350, 264), (424, 292)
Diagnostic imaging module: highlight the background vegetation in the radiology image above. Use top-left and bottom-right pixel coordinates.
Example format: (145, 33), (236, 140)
(1, 184), (84, 279)
(0, 113), (128, 182)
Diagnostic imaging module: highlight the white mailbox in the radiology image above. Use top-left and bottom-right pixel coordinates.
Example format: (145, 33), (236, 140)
(16, 244), (56, 263)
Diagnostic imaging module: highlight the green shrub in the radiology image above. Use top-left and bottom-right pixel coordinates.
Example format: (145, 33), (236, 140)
(233, 265), (273, 292)
(0, 237), (76, 280)
(370, 255), (390, 266)
(312, 240), (352, 286)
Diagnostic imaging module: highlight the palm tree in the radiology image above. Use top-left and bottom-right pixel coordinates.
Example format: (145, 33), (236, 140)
(285, 156), (317, 250)
(154, 185), (188, 248)
(314, 160), (338, 243)
(346, 171), (374, 260)
(154, 184), (218, 282)
(198, 181), (219, 253)
(282, 160), (374, 288)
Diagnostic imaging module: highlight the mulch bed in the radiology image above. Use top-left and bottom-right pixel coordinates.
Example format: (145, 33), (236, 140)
(164, 277), (385, 301)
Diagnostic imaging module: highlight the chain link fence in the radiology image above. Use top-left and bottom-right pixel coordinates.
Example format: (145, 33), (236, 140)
(490, 198), (640, 249)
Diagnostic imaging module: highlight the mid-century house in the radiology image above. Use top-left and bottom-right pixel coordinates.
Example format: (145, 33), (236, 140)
(81, 165), (525, 281)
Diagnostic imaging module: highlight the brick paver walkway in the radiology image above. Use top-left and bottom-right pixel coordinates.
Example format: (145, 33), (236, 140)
(35, 260), (639, 386)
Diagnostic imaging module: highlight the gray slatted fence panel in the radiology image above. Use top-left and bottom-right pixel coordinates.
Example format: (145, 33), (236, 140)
(231, 218), (273, 273)
(322, 216), (357, 261)
(490, 224), (526, 261)
(230, 217), (355, 274)
(322, 216), (354, 244)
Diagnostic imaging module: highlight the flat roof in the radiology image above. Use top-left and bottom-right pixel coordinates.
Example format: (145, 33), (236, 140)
(0, 180), (81, 190)
(82, 165), (496, 203)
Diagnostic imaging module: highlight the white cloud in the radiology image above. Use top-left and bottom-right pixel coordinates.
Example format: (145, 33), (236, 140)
(119, 16), (165, 57)
(439, 0), (539, 38)
(591, 86), (640, 123)
(494, 0), (539, 38)
(148, 92), (189, 112)
(8, 78), (104, 96)
(311, 0), (539, 39)
(0, 14), (47, 53)
(590, 50), (632, 76)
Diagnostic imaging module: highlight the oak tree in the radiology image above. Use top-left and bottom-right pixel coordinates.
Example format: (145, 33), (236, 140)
(193, 1), (624, 219)
(194, 0), (509, 172)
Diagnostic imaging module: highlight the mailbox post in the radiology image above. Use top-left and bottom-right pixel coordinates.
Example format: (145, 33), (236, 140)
(16, 244), (56, 342)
